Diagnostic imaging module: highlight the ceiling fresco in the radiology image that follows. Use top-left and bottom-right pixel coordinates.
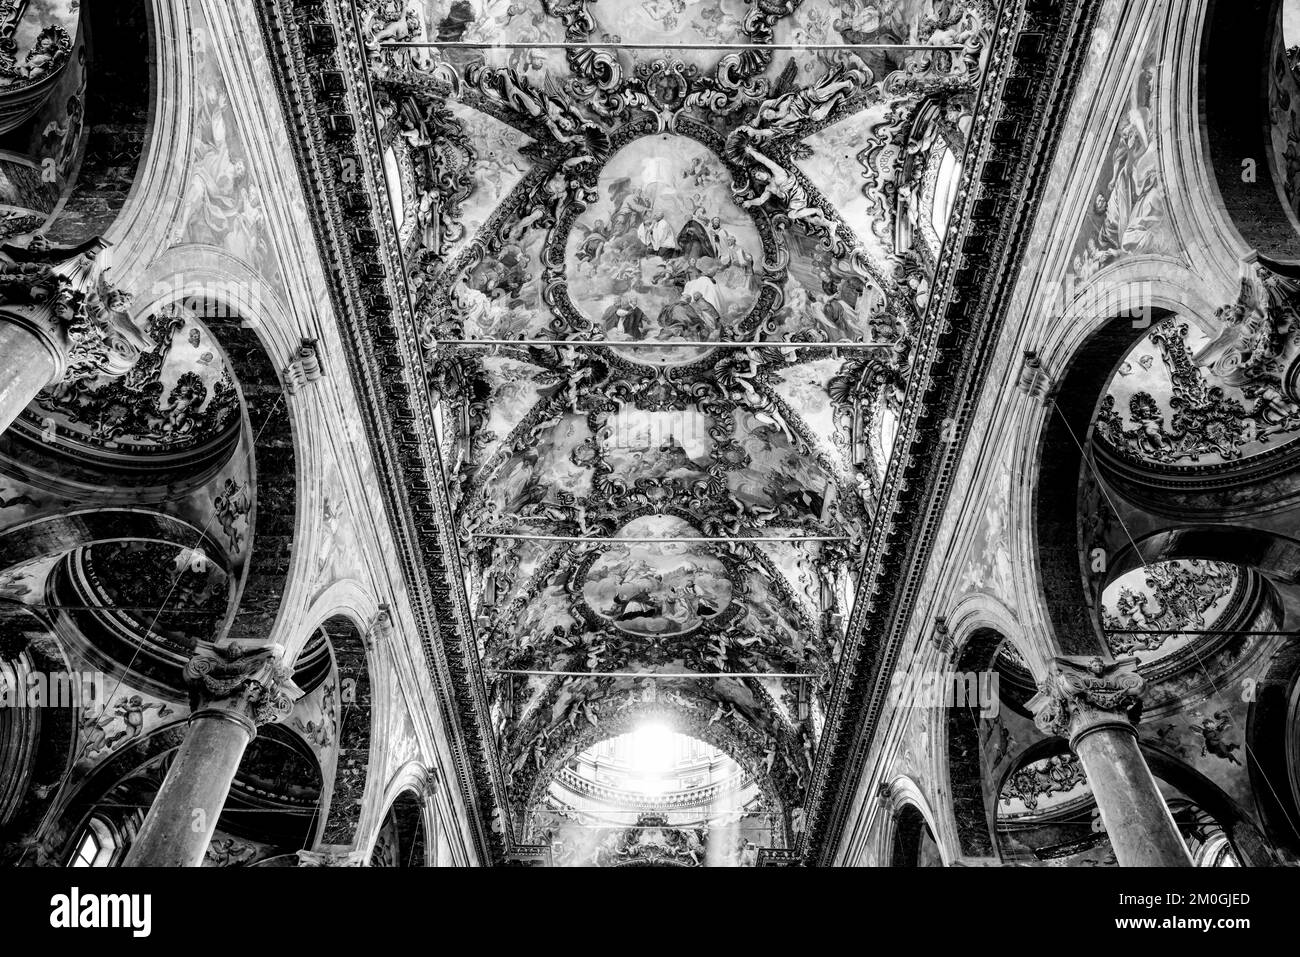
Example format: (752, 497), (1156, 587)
(1096, 268), (1300, 469)
(358, 0), (990, 850)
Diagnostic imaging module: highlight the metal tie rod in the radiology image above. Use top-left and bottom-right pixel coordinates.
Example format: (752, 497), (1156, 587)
(1104, 629), (1298, 636)
(485, 668), (814, 679)
(471, 533), (848, 543)
(543, 823), (774, 830)
(381, 41), (967, 52)
(437, 338), (889, 349)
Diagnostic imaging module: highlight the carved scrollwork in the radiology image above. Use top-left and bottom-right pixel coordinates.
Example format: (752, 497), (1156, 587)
(184, 641), (304, 728)
(1096, 260), (1300, 467)
(1033, 656), (1145, 746)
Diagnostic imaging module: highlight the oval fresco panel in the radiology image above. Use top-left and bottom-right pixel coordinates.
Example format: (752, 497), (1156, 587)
(566, 134), (764, 366)
(582, 516), (732, 636)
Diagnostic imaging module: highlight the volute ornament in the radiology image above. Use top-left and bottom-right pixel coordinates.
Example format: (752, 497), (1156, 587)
(184, 641), (304, 728)
(1033, 656), (1144, 746)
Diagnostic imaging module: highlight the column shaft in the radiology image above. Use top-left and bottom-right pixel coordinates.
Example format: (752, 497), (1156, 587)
(0, 313), (60, 436)
(1074, 726), (1193, 867)
(1033, 656), (1194, 867)
(122, 711), (255, 867)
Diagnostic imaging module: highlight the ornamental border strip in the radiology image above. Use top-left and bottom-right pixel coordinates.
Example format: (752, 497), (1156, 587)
(255, 0), (508, 863)
(803, 0), (1105, 863)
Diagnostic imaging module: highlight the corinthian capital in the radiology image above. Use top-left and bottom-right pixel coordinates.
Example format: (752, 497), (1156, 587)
(0, 236), (133, 377)
(184, 641), (304, 731)
(0, 235), (113, 308)
(1031, 656), (1144, 747)
(296, 847), (366, 867)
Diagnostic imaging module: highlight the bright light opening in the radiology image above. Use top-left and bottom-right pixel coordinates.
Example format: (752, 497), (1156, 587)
(629, 723), (674, 782)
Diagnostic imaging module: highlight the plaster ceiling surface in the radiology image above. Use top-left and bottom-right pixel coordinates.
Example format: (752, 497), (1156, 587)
(358, 0), (990, 848)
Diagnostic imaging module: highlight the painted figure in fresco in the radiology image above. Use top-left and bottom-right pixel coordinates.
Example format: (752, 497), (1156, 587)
(638, 212), (679, 258)
(0, 486), (36, 510)
(7, 27), (69, 84)
(737, 144), (840, 242)
(0, 570), (33, 601)
(213, 478), (251, 552)
(574, 218), (611, 263)
(111, 695), (173, 741)
(1078, 63), (1170, 276)
(467, 65), (609, 169)
(611, 577), (661, 622)
(205, 837), (259, 867)
(640, 0), (701, 33)
(754, 65), (864, 136)
(676, 198), (717, 260)
(656, 287), (721, 340)
(601, 296), (649, 337)
(1192, 710), (1241, 765)
(79, 707), (129, 756)
(363, 1), (422, 47)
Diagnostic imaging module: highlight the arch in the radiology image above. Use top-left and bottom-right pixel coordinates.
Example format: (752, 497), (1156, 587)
(519, 702), (792, 844)
(1199, 0), (1300, 259)
(879, 777), (945, 867)
(1106, 525), (1300, 587)
(221, 723), (323, 852)
(944, 627), (1008, 860)
(117, 253), (304, 648)
(311, 612), (377, 849)
(0, 609), (78, 865)
(33, 722), (187, 867)
(44, 0), (154, 244)
(1246, 640), (1300, 857)
(1034, 307), (1181, 654)
(33, 716), (328, 867)
(1140, 744), (1282, 867)
(372, 789), (428, 867)
(368, 764), (437, 867)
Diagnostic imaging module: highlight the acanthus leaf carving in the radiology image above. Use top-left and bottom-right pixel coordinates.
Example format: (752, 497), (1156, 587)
(1032, 656), (1144, 745)
(184, 641), (304, 728)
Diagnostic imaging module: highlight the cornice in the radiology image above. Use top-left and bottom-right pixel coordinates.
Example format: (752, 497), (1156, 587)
(253, 0), (506, 863)
(805, 0), (1107, 863)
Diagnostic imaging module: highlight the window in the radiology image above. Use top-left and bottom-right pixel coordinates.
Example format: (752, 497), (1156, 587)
(69, 818), (115, 867)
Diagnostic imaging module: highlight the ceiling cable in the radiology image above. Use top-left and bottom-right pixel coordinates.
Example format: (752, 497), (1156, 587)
(485, 668), (813, 679)
(472, 533), (847, 543)
(1104, 629), (1298, 636)
(435, 338), (891, 349)
(381, 41), (968, 52)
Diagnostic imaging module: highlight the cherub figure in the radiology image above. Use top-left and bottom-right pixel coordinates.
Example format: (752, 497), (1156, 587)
(1192, 710), (1242, 764)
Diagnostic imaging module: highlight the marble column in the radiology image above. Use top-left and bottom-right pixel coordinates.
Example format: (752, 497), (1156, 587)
(123, 642), (302, 868)
(1032, 656), (1193, 867)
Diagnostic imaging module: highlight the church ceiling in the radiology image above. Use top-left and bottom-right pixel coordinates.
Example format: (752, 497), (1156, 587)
(352, 0), (991, 838)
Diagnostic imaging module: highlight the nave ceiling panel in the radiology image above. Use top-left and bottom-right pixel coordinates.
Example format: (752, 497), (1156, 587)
(259, 0), (1021, 862)
(366, 0), (987, 844)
